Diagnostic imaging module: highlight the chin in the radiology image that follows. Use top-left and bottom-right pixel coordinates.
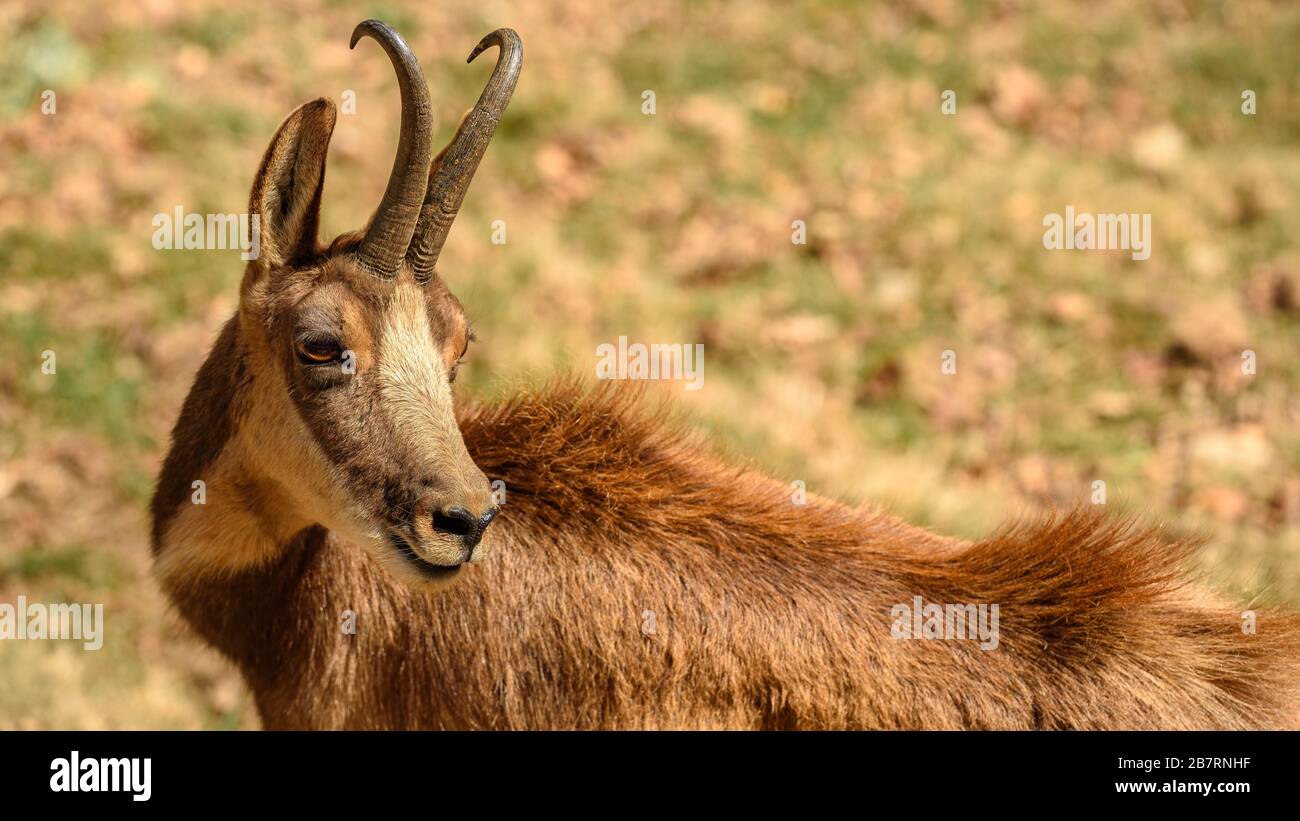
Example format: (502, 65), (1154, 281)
(388, 560), (466, 592)
(383, 529), (469, 591)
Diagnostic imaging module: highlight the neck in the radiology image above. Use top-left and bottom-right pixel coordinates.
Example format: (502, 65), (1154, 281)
(152, 317), (314, 580)
(149, 323), (341, 723)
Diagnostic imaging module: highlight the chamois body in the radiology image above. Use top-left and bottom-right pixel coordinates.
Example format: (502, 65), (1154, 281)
(152, 360), (1300, 729)
(150, 18), (1300, 730)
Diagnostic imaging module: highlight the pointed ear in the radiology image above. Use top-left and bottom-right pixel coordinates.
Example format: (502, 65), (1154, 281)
(247, 98), (337, 272)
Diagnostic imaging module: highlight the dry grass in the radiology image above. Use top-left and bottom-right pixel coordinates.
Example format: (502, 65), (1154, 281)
(1, 0), (1297, 728)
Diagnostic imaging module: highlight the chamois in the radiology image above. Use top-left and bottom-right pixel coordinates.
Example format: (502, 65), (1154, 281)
(151, 20), (1300, 729)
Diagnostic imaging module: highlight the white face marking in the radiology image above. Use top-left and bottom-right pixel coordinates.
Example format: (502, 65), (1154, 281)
(376, 283), (461, 446)
(369, 282), (494, 575)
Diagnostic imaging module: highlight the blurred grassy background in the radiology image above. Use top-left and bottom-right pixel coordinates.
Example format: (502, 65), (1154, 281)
(1, 0), (1299, 728)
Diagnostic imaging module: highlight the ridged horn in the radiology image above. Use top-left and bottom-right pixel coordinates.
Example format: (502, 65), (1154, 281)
(407, 28), (523, 281)
(350, 19), (434, 277)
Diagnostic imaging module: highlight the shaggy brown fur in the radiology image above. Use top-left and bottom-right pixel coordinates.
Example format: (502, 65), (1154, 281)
(154, 378), (1300, 729)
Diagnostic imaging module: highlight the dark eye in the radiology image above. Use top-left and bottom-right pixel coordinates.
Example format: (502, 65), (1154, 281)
(296, 336), (343, 365)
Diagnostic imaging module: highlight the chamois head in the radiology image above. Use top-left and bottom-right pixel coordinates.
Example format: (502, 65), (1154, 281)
(234, 20), (520, 587)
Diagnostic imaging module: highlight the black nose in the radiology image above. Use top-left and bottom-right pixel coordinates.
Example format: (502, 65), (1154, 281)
(432, 505), (500, 555)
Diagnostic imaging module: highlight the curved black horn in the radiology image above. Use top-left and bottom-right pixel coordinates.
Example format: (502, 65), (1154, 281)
(407, 28), (523, 281)
(350, 20), (434, 277)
